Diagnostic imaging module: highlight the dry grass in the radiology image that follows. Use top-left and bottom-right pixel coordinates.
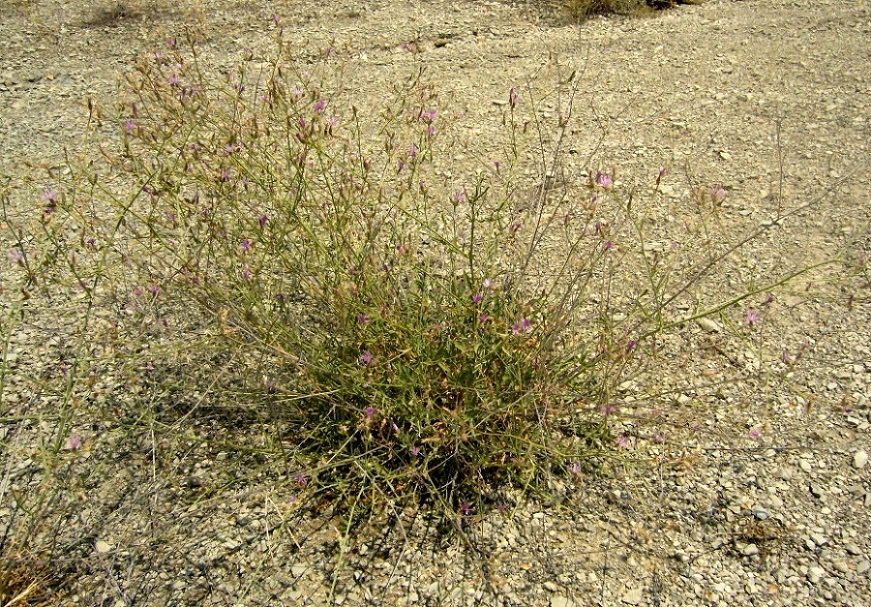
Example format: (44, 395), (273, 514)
(548, 0), (705, 21)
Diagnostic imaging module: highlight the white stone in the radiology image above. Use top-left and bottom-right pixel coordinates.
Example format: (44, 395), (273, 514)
(852, 449), (868, 469)
(94, 540), (112, 554)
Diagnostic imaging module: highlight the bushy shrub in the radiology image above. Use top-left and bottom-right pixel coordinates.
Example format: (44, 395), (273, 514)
(5, 34), (633, 521)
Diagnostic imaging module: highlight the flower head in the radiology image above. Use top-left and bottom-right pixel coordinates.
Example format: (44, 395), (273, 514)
(123, 120), (136, 135)
(294, 473), (309, 487)
(240, 238), (252, 252)
(360, 350), (373, 365)
(471, 293), (483, 304)
(745, 309), (761, 326)
(459, 501), (472, 516)
(709, 184), (727, 204)
(615, 435), (630, 449)
(65, 436), (82, 451)
(364, 406), (376, 419)
(595, 171), (613, 189)
(511, 318), (531, 335)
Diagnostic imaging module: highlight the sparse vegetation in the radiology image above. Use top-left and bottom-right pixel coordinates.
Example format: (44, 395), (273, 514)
(1, 0), (867, 604)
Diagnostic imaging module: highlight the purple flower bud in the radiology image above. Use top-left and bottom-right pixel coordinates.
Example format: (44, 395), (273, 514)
(360, 351), (373, 365)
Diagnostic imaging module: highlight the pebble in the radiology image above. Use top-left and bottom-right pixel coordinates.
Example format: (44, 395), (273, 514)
(621, 587), (643, 605)
(551, 597), (578, 607)
(845, 543), (861, 556)
(857, 561), (870, 574)
(807, 566), (826, 584)
(697, 317), (722, 333)
(94, 540), (112, 554)
(852, 449), (868, 469)
(809, 483), (824, 498)
(742, 543), (760, 556)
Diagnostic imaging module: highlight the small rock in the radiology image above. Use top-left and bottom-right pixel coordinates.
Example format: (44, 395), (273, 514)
(551, 596), (577, 607)
(751, 507), (770, 520)
(800, 460), (813, 473)
(853, 449), (868, 469)
(697, 317), (722, 333)
(94, 540), (112, 554)
(291, 564), (307, 577)
(810, 483), (824, 498)
(742, 543), (760, 556)
(808, 566), (826, 584)
(543, 581), (558, 592)
(857, 560), (870, 574)
(621, 587), (643, 605)
(845, 543), (861, 556)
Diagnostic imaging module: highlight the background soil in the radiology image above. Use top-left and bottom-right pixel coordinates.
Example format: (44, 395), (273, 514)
(1, 0), (869, 605)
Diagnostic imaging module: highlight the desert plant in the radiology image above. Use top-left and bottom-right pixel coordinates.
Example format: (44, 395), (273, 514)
(2, 27), (823, 535)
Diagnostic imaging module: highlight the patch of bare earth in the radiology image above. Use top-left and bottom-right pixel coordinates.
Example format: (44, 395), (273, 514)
(1, 0), (869, 605)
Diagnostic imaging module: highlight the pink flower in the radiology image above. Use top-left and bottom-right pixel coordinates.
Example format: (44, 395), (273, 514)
(471, 293), (483, 304)
(709, 184), (726, 204)
(65, 436), (82, 451)
(595, 171), (613, 189)
(615, 435), (630, 448)
(240, 239), (252, 251)
(459, 501), (472, 515)
(360, 351), (373, 365)
(511, 318), (531, 335)
(745, 309), (761, 325)
(123, 120), (136, 135)
(364, 406), (376, 419)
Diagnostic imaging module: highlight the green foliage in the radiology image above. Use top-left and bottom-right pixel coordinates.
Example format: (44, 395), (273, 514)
(6, 33), (630, 521)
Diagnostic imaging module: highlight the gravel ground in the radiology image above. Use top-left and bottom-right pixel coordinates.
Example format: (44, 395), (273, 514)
(1, 0), (869, 605)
